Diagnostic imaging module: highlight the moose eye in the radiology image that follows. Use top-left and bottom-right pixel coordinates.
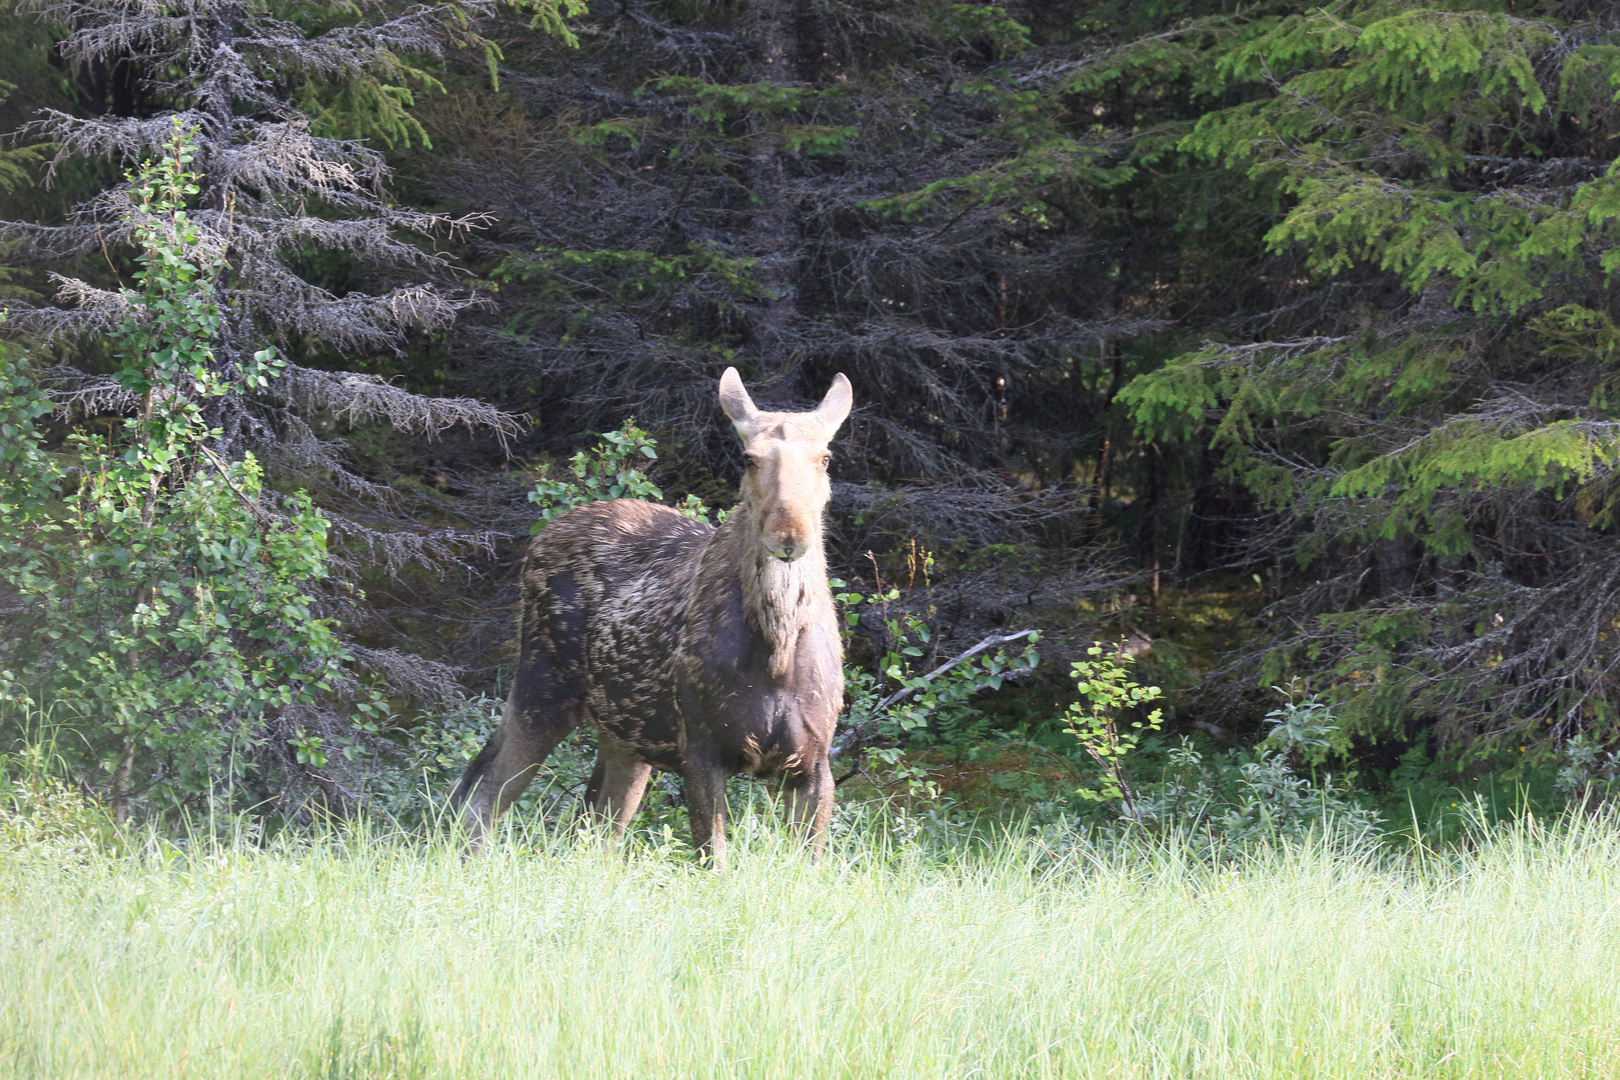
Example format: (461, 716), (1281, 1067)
(743, 453), (760, 471)
(819, 453), (832, 470)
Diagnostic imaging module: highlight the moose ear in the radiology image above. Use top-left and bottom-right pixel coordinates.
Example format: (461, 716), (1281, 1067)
(813, 373), (853, 433)
(718, 367), (759, 438)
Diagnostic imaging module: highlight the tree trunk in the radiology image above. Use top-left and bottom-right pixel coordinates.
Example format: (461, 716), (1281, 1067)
(745, 0), (808, 399)
(199, 2), (238, 214)
(111, 735), (136, 824)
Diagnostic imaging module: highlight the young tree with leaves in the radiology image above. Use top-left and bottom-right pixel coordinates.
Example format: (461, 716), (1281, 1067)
(0, 132), (367, 820)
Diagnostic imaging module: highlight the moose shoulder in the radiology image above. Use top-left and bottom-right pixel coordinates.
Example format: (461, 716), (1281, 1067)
(450, 368), (853, 866)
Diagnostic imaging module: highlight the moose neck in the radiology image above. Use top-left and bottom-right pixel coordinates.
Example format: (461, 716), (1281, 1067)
(720, 502), (827, 679)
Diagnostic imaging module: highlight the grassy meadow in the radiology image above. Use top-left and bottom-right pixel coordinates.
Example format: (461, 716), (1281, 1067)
(4, 812), (1620, 1079)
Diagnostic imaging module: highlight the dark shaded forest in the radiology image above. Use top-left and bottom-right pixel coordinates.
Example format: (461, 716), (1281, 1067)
(6, 0), (1620, 831)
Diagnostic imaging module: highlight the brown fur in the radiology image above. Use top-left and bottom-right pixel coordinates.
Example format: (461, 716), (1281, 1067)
(449, 369), (852, 866)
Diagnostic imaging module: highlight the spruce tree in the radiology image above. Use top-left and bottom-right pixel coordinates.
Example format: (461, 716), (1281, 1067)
(0, 0), (578, 814)
(1110, 2), (1620, 752)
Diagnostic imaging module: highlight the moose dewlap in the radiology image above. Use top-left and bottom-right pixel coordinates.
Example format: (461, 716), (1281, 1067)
(450, 368), (853, 866)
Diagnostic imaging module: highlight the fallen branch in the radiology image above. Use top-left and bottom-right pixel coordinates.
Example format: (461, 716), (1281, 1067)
(831, 628), (1039, 774)
(877, 628), (1038, 712)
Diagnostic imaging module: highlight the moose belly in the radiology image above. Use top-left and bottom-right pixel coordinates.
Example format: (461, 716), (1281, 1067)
(582, 613), (686, 771)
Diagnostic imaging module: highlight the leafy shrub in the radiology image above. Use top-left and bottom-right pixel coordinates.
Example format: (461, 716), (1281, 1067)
(1063, 670), (1382, 849)
(1062, 642), (1165, 821)
(0, 126), (368, 822)
(1556, 733), (1620, 811)
(528, 417), (715, 530)
(832, 565), (1041, 798)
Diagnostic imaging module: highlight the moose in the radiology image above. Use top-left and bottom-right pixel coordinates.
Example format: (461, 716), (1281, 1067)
(450, 368), (853, 866)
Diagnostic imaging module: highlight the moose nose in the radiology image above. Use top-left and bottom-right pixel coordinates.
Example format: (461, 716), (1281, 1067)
(769, 538), (805, 561)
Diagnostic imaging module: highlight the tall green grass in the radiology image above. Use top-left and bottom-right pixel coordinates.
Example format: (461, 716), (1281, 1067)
(3, 813), (1619, 1078)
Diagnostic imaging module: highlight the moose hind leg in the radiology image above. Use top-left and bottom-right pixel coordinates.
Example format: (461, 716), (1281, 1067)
(782, 756), (834, 860)
(449, 650), (581, 841)
(587, 738), (653, 837)
(581, 757), (606, 809)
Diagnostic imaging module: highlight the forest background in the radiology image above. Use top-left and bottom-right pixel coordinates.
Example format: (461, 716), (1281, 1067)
(4, 0), (1620, 839)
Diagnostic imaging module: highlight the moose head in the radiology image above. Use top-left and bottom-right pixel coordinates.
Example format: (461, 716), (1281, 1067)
(718, 368), (853, 562)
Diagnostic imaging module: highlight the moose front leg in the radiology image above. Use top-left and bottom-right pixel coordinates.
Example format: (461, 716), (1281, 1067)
(782, 756), (834, 860)
(682, 750), (729, 870)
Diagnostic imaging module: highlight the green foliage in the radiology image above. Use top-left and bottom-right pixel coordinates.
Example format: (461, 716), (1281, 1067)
(0, 128), (363, 819)
(1556, 732), (1620, 808)
(838, 591), (1039, 738)
(1062, 642), (1164, 817)
(0, 80), (42, 198)
(0, 79), (45, 303)
(1260, 691), (1342, 763)
(1159, 740), (1382, 848)
(933, 4), (1033, 60)
(498, 244), (761, 302)
(297, 73), (440, 151)
(512, 0), (587, 48)
(293, 0), (587, 143)
(1080, 1), (1620, 756)
(527, 418), (718, 531)
(0, 710), (114, 860)
(833, 567), (1041, 795)
(647, 78), (857, 155)
(112, 129), (285, 409)
(494, 244), (764, 345)
(1200, 693), (1382, 844)
(1069, 687), (1382, 846)
(865, 135), (1127, 223)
